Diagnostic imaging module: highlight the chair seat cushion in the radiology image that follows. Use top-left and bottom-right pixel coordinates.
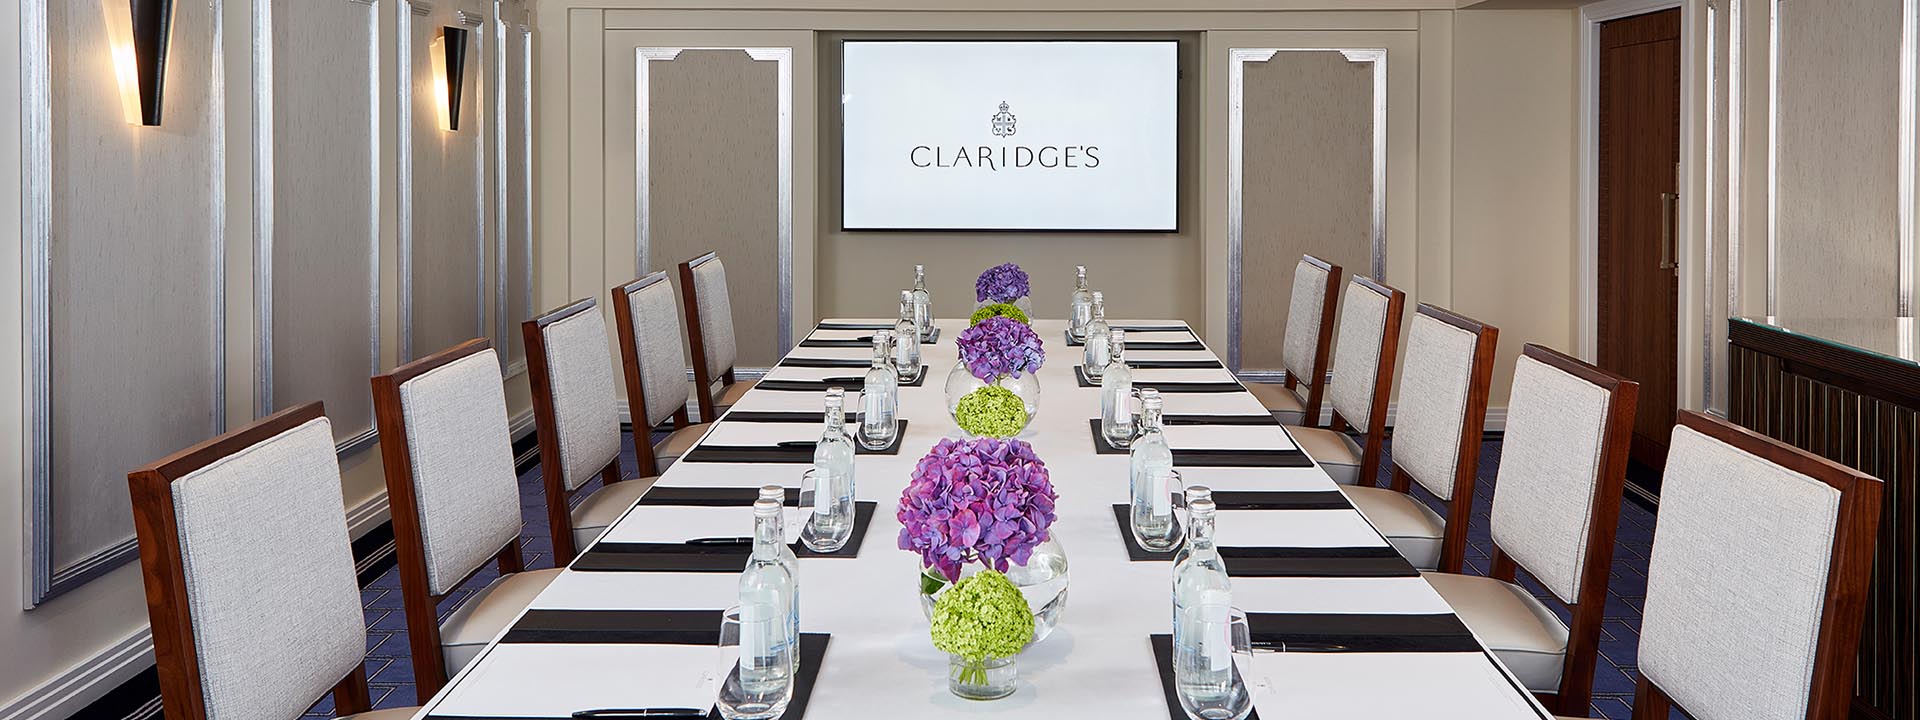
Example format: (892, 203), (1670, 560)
(1423, 571), (1570, 694)
(654, 423), (710, 468)
(1345, 485), (1445, 570)
(343, 708), (424, 720)
(1288, 426), (1365, 485)
(571, 477), (657, 549)
(1245, 382), (1308, 425)
(440, 567), (564, 673)
(714, 379), (756, 414)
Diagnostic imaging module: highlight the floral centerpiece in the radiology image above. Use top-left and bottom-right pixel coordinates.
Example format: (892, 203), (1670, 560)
(974, 263), (1032, 313)
(931, 571), (1034, 700)
(969, 302), (1030, 326)
(945, 316), (1045, 436)
(899, 438), (1069, 645)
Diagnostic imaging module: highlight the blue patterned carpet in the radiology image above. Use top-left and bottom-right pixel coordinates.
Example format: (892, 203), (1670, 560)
(304, 433), (1662, 719)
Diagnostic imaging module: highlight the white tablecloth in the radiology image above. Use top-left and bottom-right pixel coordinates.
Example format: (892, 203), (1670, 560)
(413, 319), (1549, 720)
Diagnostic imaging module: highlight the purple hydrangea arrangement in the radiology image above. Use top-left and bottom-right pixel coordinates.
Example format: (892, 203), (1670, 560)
(975, 263), (1031, 303)
(955, 316), (1045, 381)
(898, 437), (1059, 582)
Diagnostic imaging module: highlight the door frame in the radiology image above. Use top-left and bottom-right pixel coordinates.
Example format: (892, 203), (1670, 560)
(1577, 0), (1702, 423)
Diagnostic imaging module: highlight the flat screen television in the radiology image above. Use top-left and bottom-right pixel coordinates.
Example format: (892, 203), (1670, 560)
(840, 40), (1179, 232)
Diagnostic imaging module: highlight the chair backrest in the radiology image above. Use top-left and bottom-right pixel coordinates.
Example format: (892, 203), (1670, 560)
(371, 339), (523, 597)
(612, 272), (693, 435)
(1484, 344), (1638, 712)
(128, 403), (370, 720)
(1280, 256), (1343, 401)
(1387, 304), (1498, 573)
(1637, 411), (1882, 720)
(1323, 276), (1404, 437)
(679, 252), (739, 420)
(523, 298), (622, 494)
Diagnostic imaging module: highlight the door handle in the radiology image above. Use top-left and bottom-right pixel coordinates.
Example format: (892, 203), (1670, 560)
(1658, 192), (1679, 271)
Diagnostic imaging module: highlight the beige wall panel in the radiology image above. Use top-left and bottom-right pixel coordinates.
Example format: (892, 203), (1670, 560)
(409, 8), (488, 359)
(817, 32), (1204, 325)
(646, 50), (783, 368)
(46, 0), (224, 568)
(270, 0), (378, 440)
(1450, 9), (1577, 406)
(1238, 51), (1374, 373)
(1774, 0), (1900, 316)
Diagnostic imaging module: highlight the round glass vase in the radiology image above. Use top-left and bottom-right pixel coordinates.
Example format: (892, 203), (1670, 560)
(944, 364), (1041, 437)
(918, 536), (1070, 645)
(976, 296), (1034, 316)
(948, 654), (1018, 701)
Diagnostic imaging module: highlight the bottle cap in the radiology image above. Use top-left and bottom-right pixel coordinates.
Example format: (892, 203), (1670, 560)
(1188, 497), (1216, 517)
(1092, 290), (1104, 302)
(758, 484), (785, 503)
(753, 496), (782, 517)
(1185, 485), (1213, 504)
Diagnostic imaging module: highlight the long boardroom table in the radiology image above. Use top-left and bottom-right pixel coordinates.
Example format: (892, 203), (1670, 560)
(411, 318), (1550, 719)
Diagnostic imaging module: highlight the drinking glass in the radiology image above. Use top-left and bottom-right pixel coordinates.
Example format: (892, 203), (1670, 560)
(716, 605), (794, 720)
(1175, 607), (1255, 720)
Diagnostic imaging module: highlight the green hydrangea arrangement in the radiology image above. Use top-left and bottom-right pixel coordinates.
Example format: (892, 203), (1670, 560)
(969, 303), (1031, 327)
(931, 570), (1034, 668)
(954, 385), (1029, 437)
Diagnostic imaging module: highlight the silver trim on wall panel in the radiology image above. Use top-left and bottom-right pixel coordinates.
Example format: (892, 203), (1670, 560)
(1766, 0), (1780, 315)
(211, 0), (230, 436)
(1902, 0), (1919, 316)
(520, 23), (534, 351)
(252, 0), (276, 419)
(493, 1), (509, 374)
(634, 47), (796, 353)
(398, 0), (418, 360)
(472, 22), (489, 344)
(1729, 0), (1744, 321)
(365, 0), (382, 399)
(1225, 48), (1388, 373)
(1704, 1), (1717, 411)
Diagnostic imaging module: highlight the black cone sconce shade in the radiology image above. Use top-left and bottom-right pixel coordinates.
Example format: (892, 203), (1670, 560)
(103, 0), (174, 126)
(440, 26), (469, 131)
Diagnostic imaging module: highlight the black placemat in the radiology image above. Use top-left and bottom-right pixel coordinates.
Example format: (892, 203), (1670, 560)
(439, 631), (830, 720)
(1108, 506), (1415, 578)
(573, 502), (877, 571)
(1072, 366), (1241, 392)
(801, 327), (939, 346)
(1087, 420), (1309, 467)
(1148, 634), (1262, 720)
(1208, 491), (1352, 511)
(1246, 613), (1479, 653)
(1065, 325), (1193, 346)
(504, 608), (724, 645)
(680, 424), (908, 463)
(1065, 331), (1207, 350)
(754, 373), (925, 392)
(636, 486), (802, 507)
(1126, 359), (1226, 369)
(1162, 414), (1278, 426)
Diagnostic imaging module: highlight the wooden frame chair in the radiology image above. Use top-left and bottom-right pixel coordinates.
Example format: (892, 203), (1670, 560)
(1247, 255), (1343, 427)
(1344, 303), (1499, 574)
(1285, 275), (1406, 486)
(1628, 411), (1882, 720)
(611, 271), (705, 477)
(128, 402), (414, 720)
(1421, 344), (1638, 715)
(523, 297), (631, 565)
(678, 252), (753, 422)
(372, 338), (553, 702)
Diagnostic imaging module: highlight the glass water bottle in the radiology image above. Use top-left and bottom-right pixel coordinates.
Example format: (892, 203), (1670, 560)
(1131, 389), (1179, 551)
(1069, 265), (1095, 340)
(1082, 292), (1112, 380)
(1100, 329), (1135, 447)
(723, 496), (797, 720)
(1172, 485), (1213, 567)
(911, 265), (933, 341)
(859, 331), (900, 450)
(893, 291), (923, 382)
(756, 484), (800, 675)
(1172, 497), (1250, 720)
(801, 389), (856, 552)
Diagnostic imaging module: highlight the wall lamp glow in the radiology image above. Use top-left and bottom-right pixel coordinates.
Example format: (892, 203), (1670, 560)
(429, 26), (469, 132)
(100, 0), (174, 126)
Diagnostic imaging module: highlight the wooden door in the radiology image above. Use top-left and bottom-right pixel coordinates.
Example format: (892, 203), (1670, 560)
(1596, 9), (1681, 479)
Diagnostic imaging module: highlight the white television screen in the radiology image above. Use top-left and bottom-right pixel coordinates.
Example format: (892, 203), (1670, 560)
(840, 41), (1180, 232)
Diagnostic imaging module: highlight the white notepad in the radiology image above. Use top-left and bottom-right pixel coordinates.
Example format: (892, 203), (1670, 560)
(431, 644), (720, 718)
(602, 505), (804, 545)
(1210, 509), (1387, 548)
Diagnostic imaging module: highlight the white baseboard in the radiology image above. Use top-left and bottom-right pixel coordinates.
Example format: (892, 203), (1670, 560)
(0, 627), (155, 720)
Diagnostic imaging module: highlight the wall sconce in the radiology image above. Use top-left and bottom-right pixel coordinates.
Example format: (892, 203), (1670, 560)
(100, 0), (174, 126)
(429, 26), (469, 132)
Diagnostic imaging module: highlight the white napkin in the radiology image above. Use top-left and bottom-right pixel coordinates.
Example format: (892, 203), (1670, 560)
(1131, 368), (1238, 383)
(763, 365), (878, 382)
(431, 644), (720, 717)
(1252, 652), (1544, 719)
(1211, 509), (1387, 548)
(1162, 425), (1297, 452)
(1126, 349), (1219, 362)
(602, 505), (804, 545)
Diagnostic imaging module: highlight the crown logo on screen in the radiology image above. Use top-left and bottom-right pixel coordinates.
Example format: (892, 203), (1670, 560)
(991, 101), (1018, 138)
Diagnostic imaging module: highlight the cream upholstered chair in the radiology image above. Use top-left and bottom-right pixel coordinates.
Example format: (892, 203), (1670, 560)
(1285, 276), (1405, 486)
(612, 272), (711, 476)
(127, 402), (419, 720)
(678, 252), (757, 421)
(524, 297), (654, 564)
(1245, 255), (1342, 427)
(1420, 345), (1637, 715)
(1343, 304), (1498, 573)
(371, 339), (562, 702)
(1612, 411), (1882, 720)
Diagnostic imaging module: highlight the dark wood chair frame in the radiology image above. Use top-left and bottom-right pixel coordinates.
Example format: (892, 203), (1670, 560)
(1628, 411), (1883, 720)
(678, 252), (744, 422)
(1386, 303), (1499, 575)
(1285, 255), (1344, 428)
(1319, 276), (1405, 488)
(1472, 344), (1640, 715)
(611, 272), (698, 478)
(371, 338), (531, 703)
(128, 402), (380, 719)
(522, 297), (629, 566)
